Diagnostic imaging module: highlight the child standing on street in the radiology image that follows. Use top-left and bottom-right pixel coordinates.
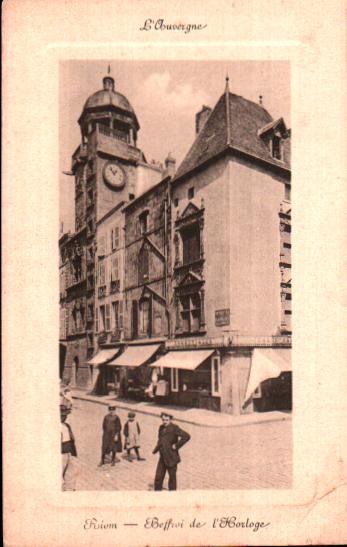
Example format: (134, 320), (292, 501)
(123, 412), (145, 462)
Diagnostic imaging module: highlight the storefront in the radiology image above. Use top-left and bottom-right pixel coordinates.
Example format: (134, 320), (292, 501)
(107, 343), (161, 400)
(87, 347), (121, 394)
(150, 349), (221, 411)
(243, 348), (292, 412)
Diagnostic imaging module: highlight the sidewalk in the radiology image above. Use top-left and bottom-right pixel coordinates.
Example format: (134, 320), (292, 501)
(72, 389), (291, 428)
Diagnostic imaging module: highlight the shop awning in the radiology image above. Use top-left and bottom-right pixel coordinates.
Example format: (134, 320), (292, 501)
(150, 349), (215, 371)
(108, 344), (160, 367)
(87, 348), (120, 366)
(243, 348), (292, 403)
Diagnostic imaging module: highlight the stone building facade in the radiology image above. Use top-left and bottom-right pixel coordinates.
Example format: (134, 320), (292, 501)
(60, 72), (291, 414)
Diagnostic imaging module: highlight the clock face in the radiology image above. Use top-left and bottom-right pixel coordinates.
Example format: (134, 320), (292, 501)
(103, 161), (126, 190)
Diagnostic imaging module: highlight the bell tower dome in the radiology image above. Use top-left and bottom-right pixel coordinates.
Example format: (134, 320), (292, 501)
(78, 68), (140, 147)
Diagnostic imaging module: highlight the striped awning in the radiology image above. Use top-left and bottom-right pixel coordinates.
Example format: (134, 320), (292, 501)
(108, 344), (160, 367)
(150, 349), (215, 371)
(87, 348), (120, 366)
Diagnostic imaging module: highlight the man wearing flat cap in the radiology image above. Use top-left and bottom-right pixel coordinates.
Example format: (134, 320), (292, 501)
(153, 412), (190, 491)
(98, 404), (122, 467)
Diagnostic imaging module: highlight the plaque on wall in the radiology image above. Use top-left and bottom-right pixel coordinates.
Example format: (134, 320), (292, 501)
(215, 308), (230, 326)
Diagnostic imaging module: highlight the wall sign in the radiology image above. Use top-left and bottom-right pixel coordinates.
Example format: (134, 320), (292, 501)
(215, 309), (230, 326)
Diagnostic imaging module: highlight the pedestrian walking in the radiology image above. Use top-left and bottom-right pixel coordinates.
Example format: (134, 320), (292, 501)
(98, 404), (122, 467)
(61, 404), (78, 491)
(123, 411), (146, 462)
(153, 412), (190, 491)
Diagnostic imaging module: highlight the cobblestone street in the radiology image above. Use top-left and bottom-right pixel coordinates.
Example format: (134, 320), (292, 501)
(67, 399), (292, 490)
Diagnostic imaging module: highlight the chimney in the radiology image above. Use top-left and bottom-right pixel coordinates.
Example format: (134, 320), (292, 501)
(195, 105), (212, 134)
(164, 153), (176, 177)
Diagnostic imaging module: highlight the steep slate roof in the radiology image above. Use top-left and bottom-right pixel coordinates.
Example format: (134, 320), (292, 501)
(174, 89), (291, 181)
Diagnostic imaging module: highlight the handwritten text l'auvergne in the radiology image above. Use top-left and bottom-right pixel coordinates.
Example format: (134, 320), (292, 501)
(140, 19), (207, 33)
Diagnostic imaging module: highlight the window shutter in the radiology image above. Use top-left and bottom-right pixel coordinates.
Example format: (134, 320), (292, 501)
(132, 300), (138, 338)
(115, 226), (120, 249)
(119, 300), (123, 329)
(95, 307), (98, 334)
(105, 303), (111, 331)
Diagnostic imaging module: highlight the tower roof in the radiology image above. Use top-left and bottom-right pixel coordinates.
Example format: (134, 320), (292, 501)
(174, 88), (290, 181)
(79, 74), (139, 129)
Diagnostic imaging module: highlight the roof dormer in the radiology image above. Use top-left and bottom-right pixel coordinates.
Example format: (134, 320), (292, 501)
(258, 117), (289, 161)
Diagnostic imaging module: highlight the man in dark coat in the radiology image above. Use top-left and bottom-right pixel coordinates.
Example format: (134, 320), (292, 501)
(153, 412), (190, 491)
(98, 404), (122, 467)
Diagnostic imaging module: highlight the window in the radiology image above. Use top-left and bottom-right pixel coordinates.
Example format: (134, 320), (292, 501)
(98, 236), (106, 256)
(171, 368), (179, 392)
(174, 198), (179, 207)
(111, 256), (119, 281)
(211, 356), (221, 396)
(139, 298), (151, 336)
(98, 260), (106, 286)
(181, 224), (200, 264)
(271, 136), (282, 160)
(154, 313), (162, 335)
(111, 226), (120, 250)
(285, 184), (291, 201)
(180, 293), (201, 333)
(138, 246), (149, 284)
(99, 305), (106, 331)
(139, 210), (149, 235)
(188, 187), (195, 199)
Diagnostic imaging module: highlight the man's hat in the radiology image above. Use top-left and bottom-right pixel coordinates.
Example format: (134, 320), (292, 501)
(128, 411), (136, 418)
(161, 412), (173, 419)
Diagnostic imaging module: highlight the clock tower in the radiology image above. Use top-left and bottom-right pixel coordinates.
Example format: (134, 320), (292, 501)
(68, 70), (163, 373)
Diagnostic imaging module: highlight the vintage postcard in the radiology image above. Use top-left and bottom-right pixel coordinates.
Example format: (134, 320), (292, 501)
(3, 1), (347, 546)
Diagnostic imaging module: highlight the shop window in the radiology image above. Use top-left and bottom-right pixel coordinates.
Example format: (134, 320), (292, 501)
(211, 355), (221, 396)
(171, 368), (179, 392)
(180, 293), (201, 333)
(182, 224), (200, 264)
(138, 246), (149, 284)
(139, 210), (149, 235)
(252, 385), (262, 399)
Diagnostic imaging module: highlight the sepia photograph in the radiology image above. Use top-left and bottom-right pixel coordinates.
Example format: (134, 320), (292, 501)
(59, 60), (292, 492)
(4, 0), (347, 545)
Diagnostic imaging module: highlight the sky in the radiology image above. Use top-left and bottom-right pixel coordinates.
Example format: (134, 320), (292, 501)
(60, 60), (290, 233)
